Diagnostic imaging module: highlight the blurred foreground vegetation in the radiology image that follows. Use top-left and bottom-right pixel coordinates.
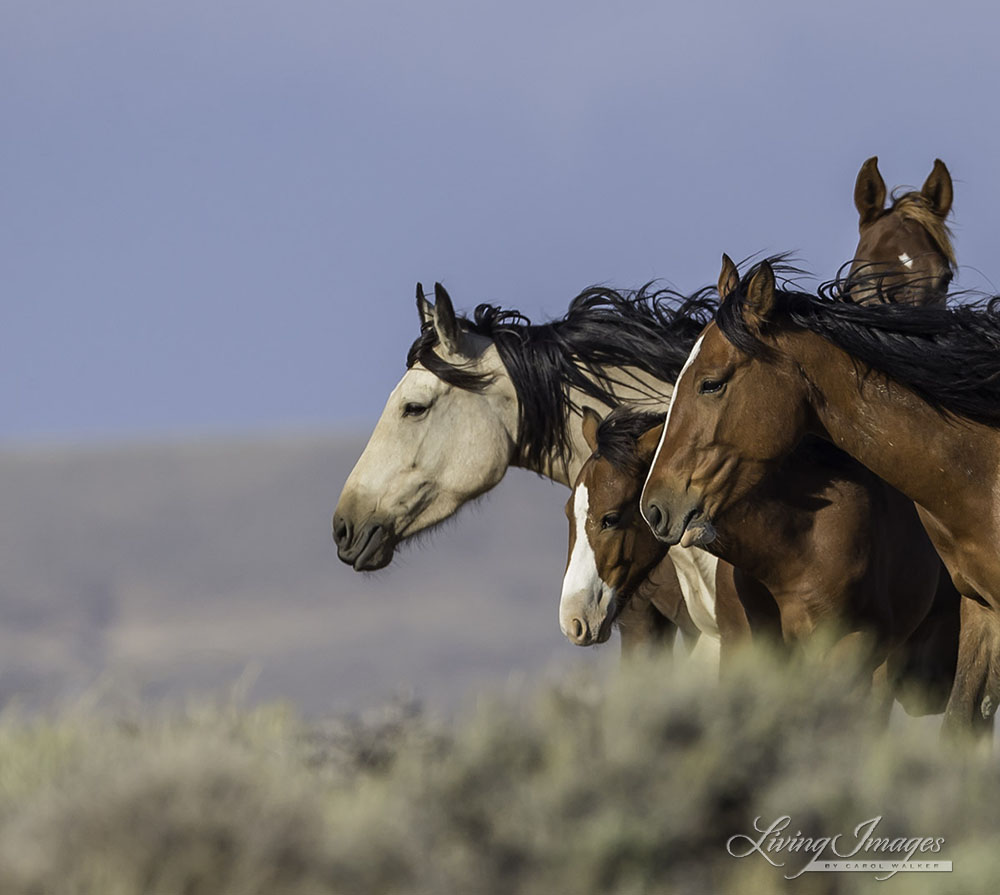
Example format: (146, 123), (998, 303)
(0, 645), (996, 895)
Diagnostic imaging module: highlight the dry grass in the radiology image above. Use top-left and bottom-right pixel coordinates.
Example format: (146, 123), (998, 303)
(0, 645), (995, 895)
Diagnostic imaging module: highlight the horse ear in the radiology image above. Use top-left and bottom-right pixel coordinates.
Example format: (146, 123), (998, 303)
(432, 282), (462, 354)
(718, 253), (740, 300)
(580, 406), (603, 452)
(744, 261), (777, 332)
(921, 159), (953, 219)
(416, 282), (433, 325)
(854, 156), (887, 228)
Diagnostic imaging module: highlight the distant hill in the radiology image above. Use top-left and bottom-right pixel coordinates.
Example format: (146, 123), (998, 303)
(0, 433), (599, 713)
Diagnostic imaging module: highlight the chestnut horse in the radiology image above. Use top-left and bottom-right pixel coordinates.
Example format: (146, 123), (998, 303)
(641, 258), (1000, 734)
(848, 157), (955, 305)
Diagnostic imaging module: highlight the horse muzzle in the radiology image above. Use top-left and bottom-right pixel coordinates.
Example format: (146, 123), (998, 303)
(560, 589), (619, 646)
(642, 494), (715, 548)
(332, 514), (396, 571)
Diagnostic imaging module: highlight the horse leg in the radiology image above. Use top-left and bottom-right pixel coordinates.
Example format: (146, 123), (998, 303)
(942, 595), (998, 744)
(821, 628), (894, 723)
(887, 562), (960, 717)
(869, 661), (897, 727)
(616, 585), (678, 660)
(712, 563), (755, 676)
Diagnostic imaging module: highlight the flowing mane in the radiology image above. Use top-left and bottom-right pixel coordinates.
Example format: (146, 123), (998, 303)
(594, 407), (665, 475)
(408, 284), (716, 471)
(717, 261), (1000, 428)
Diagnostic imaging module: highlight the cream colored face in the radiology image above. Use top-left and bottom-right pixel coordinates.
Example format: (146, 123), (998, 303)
(333, 337), (518, 571)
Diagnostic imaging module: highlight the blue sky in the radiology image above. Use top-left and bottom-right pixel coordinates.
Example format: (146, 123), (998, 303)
(4, 0), (999, 441)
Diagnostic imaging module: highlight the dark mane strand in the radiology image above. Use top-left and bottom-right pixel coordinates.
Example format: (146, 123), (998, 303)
(405, 322), (495, 391)
(407, 284), (717, 472)
(826, 259), (952, 306)
(594, 407), (665, 474)
(717, 260), (1000, 428)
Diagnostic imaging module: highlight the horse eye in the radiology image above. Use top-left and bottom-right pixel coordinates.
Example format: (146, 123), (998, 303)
(402, 402), (428, 418)
(601, 512), (621, 530)
(699, 378), (727, 395)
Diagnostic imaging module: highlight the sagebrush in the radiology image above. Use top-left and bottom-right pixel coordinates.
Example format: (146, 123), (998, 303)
(0, 645), (995, 895)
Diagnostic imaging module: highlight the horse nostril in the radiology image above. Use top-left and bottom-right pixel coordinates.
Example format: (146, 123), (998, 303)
(645, 501), (664, 534)
(570, 617), (589, 643)
(332, 513), (352, 548)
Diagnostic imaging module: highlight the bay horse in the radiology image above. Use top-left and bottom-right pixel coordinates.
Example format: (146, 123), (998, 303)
(640, 257), (1000, 734)
(562, 404), (959, 714)
(848, 157), (955, 305)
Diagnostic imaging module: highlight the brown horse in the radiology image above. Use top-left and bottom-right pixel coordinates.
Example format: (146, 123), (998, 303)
(563, 405), (958, 713)
(559, 408), (720, 660)
(640, 257), (1000, 734)
(848, 157), (954, 305)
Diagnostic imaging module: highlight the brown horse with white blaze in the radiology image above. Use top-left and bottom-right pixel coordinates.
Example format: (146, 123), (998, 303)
(641, 257), (1000, 734)
(559, 408), (718, 657)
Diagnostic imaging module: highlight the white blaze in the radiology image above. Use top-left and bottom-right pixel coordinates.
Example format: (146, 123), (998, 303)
(559, 484), (603, 634)
(899, 252), (914, 269)
(641, 333), (704, 526)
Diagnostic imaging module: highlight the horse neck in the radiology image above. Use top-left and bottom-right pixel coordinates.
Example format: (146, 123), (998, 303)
(512, 368), (674, 487)
(788, 329), (1000, 526)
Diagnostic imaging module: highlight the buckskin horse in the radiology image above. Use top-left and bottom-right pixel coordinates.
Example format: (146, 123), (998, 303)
(332, 282), (722, 652)
(641, 257), (1000, 735)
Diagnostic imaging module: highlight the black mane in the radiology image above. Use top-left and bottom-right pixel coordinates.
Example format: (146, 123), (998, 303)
(717, 261), (1000, 428)
(408, 284), (716, 472)
(594, 407), (665, 475)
